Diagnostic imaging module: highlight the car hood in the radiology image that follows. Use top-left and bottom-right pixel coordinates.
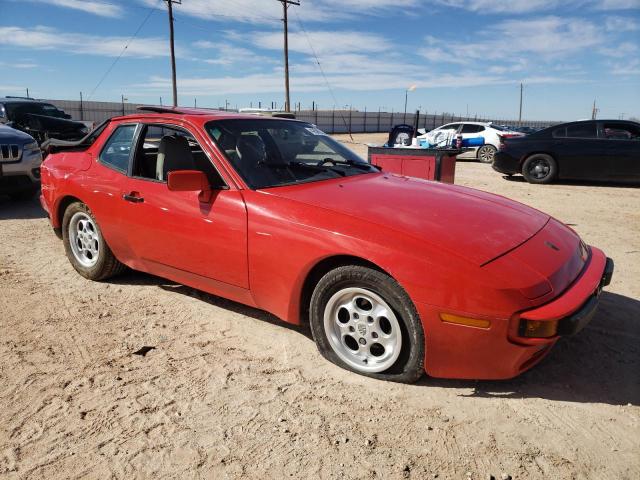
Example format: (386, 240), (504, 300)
(267, 173), (549, 265)
(0, 124), (35, 143)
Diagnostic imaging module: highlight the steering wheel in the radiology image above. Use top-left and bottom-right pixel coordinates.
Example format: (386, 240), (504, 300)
(317, 158), (336, 167)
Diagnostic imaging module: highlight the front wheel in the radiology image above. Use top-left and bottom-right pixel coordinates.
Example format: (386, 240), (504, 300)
(309, 265), (425, 383)
(477, 145), (496, 163)
(62, 202), (126, 280)
(522, 154), (557, 184)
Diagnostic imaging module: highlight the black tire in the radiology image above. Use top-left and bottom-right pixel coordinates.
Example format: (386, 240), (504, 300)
(476, 144), (496, 164)
(62, 202), (126, 280)
(8, 188), (38, 201)
(522, 154), (558, 184)
(309, 265), (425, 383)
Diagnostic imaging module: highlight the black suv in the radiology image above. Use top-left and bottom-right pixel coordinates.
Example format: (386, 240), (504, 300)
(0, 97), (88, 144)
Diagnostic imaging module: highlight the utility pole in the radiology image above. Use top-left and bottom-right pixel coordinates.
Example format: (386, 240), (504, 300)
(166, 0), (181, 107)
(518, 82), (523, 125)
(591, 99), (599, 120)
(277, 0), (299, 112)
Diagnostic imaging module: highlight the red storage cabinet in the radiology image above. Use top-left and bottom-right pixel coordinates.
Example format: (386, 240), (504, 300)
(368, 147), (459, 184)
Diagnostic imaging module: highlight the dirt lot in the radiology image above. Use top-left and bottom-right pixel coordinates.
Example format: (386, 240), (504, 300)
(1, 133), (638, 479)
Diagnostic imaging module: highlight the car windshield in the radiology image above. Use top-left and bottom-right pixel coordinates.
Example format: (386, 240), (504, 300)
(206, 119), (378, 189)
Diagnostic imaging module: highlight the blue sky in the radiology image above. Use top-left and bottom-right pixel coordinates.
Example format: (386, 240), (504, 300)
(0, 0), (638, 121)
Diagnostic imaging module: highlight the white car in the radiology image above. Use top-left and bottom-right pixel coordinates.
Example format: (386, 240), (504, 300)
(418, 122), (522, 163)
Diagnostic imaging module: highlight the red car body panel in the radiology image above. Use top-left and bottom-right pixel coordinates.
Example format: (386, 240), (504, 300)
(40, 111), (612, 380)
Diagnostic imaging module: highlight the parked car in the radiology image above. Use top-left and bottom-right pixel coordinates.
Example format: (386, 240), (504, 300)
(418, 122), (522, 163)
(40, 107), (613, 382)
(514, 126), (540, 135)
(0, 124), (43, 200)
(493, 120), (640, 184)
(0, 97), (88, 145)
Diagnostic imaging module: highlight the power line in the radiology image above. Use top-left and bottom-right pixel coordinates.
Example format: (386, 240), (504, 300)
(87, 0), (162, 100)
(292, 8), (353, 140)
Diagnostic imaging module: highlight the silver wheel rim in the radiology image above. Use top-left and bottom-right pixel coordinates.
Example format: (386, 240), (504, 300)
(527, 158), (551, 179)
(69, 212), (100, 268)
(323, 287), (402, 373)
(478, 146), (495, 163)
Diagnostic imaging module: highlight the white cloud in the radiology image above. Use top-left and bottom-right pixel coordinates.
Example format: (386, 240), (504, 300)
(609, 58), (640, 75)
(0, 26), (178, 58)
(605, 16), (640, 31)
(434, 0), (639, 13)
(27, 0), (122, 17)
(0, 61), (38, 69)
(421, 16), (603, 67)
(139, 0), (418, 24)
(251, 30), (391, 55)
(595, 0), (640, 10)
(599, 42), (638, 58)
(193, 42), (276, 66)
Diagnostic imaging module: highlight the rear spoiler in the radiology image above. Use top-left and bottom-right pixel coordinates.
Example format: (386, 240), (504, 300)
(41, 118), (111, 155)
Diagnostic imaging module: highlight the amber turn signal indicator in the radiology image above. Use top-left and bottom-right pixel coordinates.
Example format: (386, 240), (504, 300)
(519, 319), (558, 338)
(440, 313), (491, 329)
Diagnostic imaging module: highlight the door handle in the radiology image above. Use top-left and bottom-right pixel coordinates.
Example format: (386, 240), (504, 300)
(123, 192), (144, 203)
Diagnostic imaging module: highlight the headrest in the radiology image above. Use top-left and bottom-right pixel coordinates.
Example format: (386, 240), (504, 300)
(159, 134), (191, 157)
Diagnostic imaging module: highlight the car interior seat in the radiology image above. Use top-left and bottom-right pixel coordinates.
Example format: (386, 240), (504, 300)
(235, 134), (294, 188)
(156, 135), (196, 181)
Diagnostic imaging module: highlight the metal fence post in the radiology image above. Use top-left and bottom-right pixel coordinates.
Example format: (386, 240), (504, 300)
(363, 107), (367, 133)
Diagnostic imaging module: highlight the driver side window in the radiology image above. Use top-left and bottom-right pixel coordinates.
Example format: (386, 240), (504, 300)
(132, 124), (226, 188)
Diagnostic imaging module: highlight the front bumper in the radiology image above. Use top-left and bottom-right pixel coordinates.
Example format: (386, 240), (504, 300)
(0, 149), (42, 194)
(417, 248), (613, 380)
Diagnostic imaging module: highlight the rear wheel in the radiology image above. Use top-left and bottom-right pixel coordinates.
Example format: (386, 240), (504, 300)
(477, 145), (496, 163)
(309, 265), (425, 383)
(62, 202), (126, 280)
(522, 154), (557, 184)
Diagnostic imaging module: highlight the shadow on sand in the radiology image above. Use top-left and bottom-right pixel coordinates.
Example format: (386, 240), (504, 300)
(501, 174), (640, 189)
(111, 269), (639, 407)
(0, 194), (47, 220)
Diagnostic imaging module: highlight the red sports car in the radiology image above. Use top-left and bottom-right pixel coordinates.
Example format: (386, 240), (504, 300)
(40, 108), (614, 382)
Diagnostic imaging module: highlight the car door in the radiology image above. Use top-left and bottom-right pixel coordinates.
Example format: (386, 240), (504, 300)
(87, 123), (141, 262)
(600, 121), (640, 180)
(458, 124), (485, 158)
(551, 122), (605, 180)
(119, 122), (249, 289)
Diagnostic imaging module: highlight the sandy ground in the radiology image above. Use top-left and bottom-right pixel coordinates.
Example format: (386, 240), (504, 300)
(0, 133), (638, 479)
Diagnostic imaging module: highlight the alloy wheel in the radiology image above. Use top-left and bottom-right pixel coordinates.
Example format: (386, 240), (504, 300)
(323, 287), (402, 373)
(68, 212), (100, 268)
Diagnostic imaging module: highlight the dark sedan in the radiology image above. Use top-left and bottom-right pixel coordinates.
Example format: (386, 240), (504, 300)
(493, 120), (640, 184)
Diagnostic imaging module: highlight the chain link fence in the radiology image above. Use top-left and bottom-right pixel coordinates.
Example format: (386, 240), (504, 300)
(42, 98), (557, 133)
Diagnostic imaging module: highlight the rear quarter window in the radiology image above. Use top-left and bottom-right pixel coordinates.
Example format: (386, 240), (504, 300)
(99, 124), (137, 173)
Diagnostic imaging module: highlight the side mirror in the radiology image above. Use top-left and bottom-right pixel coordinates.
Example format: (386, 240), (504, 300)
(167, 170), (212, 202)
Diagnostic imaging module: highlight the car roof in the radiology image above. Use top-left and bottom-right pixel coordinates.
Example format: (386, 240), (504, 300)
(109, 106), (304, 124)
(0, 97), (53, 104)
(442, 121), (492, 126)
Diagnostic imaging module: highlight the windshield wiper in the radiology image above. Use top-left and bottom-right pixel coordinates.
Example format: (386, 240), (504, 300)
(290, 161), (346, 177)
(324, 159), (379, 172)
